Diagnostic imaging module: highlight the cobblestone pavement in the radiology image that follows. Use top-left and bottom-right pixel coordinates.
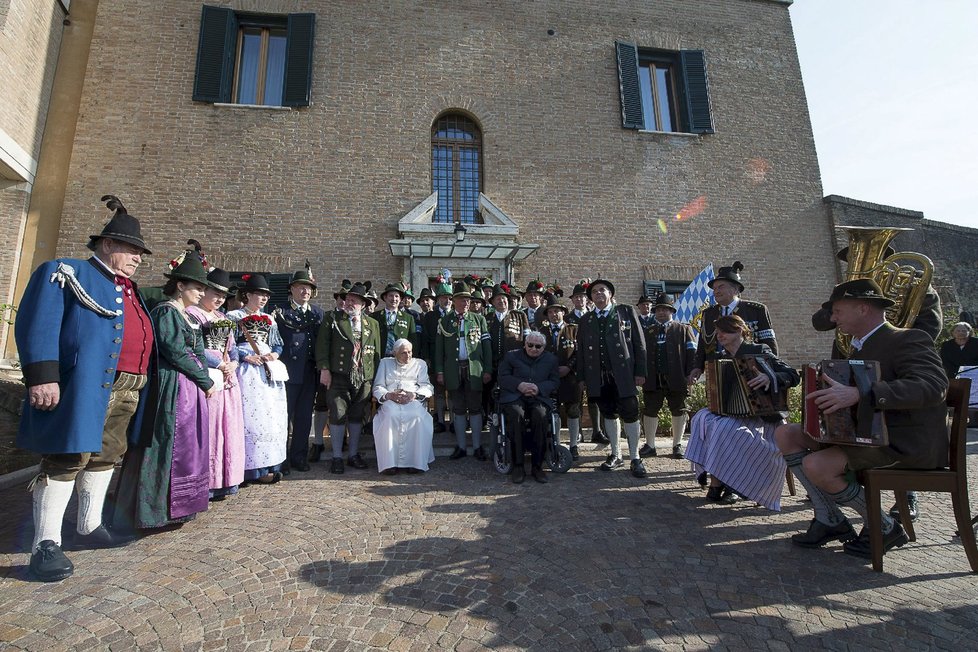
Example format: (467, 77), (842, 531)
(0, 433), (976, 651)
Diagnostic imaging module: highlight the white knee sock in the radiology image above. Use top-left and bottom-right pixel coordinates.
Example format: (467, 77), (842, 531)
(624, 421), (642, 459)
(568, 418), (581, 447)
(672, 414), (688, 447)
(642, 416), (658, 447)
(604, 418), (621, 458)
(32, 477), (75, 551)
(75, 469), (115, 535)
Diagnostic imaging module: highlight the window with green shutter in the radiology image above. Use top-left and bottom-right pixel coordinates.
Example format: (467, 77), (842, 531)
(193, 5), (315, 108)
(615, 41), (714, 135)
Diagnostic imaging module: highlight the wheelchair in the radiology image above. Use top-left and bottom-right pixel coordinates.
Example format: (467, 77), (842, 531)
(491, 389), (573, 475)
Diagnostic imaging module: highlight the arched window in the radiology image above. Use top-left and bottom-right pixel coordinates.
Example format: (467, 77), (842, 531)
(431, 114), (482, 224)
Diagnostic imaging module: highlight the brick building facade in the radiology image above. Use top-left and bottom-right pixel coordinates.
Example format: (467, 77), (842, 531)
(9, 0), (845, 362)
(0, 0), (68, 350)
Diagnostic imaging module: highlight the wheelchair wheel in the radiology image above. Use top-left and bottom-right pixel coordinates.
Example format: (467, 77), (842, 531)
(548, 443), (573, 473)
(493, 443), (512, 474)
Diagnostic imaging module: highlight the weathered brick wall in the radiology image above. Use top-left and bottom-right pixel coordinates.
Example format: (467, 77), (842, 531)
(825, 195), (978, 329)
(56, 0), (835, 362)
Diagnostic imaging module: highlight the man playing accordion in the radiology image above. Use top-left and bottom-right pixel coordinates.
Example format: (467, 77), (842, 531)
(774, 279), (948, 560)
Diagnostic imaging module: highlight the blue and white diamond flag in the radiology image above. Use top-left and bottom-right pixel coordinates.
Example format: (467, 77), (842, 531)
(675, 264), (715, 337)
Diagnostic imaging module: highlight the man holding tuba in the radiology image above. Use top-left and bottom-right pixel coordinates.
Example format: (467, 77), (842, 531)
(810, 229), (942, 523)
(774, 279), (948, 561)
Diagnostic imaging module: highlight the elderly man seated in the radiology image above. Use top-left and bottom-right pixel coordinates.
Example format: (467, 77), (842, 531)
(497, 331), (560, 484)
(372, 338), (435, 474)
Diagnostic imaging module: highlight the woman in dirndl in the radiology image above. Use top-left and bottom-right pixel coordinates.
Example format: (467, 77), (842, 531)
(185, 267), (245, 499)
(226, 274), (289, 484)
(113, 250), (216, 529)
(685, 314), (799, 510)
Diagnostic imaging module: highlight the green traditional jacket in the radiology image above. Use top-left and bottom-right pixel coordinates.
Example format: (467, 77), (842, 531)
(370, 308), (419, 355)
(314, 310), (381, 383)
(434, 310), (492, 390)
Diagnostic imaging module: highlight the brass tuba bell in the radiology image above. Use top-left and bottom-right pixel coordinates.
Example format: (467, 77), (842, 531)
(834, 226), (934, 357)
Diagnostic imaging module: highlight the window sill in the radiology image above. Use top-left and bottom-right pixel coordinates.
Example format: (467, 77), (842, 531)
(637, 129), (699, 138)
(212, 103), (293, 111)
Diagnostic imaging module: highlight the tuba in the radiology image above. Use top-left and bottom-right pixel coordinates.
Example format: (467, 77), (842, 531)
(835, 226), (934, 357)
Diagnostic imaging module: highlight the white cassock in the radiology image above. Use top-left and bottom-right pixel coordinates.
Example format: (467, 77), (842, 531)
(372, 357), (436, 472)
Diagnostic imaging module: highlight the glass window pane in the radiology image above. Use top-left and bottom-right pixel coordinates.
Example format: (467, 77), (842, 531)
(638, 65), (655, 130)
(656, 67), (674, 132)
(263, 31), (287, 106)
(236, 30), (262, 105)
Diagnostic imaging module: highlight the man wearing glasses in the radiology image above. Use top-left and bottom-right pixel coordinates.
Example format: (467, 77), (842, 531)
(497, 331), (560, 483)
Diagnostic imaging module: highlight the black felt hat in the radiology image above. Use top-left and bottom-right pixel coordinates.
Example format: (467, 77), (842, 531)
(341, 282), (371, 302)
(87, 195), (152, 254)
(205, 267), (234, 296)
(544, 296), (569, 314)
(491, 283), (515, 300)
(381, 282), (407, 301)
(588, 279), (615, 299)
(524, 279), (546, 296)
(821, 278), (895, 310)
(709, 261), (745, 292)
(636, 295), (653, 305)
(240, 273), (272, 294)
(333, 279), (353, 299)
(417, 288), (435, 301)
(653, 292), (676, 312)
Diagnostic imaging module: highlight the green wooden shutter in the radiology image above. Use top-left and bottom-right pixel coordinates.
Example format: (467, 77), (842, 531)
(680, 50), (714, 134)
(282, 13), (316, 107)
(193, 5), (236, 103)
(615, 41), (643, 129)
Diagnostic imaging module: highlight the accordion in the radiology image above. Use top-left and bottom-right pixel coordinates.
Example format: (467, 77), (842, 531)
(802, 359), (888, 447)
(705, 355), (789, 418)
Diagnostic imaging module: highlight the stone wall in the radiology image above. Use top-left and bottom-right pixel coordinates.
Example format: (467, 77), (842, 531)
(54, 0), (835, 362)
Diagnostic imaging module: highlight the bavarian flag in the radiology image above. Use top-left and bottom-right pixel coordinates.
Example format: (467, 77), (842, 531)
(675, 264), (715, 337)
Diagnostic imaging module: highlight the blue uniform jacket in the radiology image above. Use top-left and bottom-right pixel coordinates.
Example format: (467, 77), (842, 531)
(273, 302), (324, 384)
(16, 257), (153, 454)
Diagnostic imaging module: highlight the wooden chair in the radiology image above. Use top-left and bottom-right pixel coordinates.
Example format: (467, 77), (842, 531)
(863, 379), (978, 573)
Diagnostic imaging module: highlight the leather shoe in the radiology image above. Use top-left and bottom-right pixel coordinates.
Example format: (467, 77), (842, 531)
(706, 485), (723, 502)
(671, 445), (683, 458)
(473, 446), (488, 461)
(292, 459), (311, 473)
(843, 522), (910, 559)
(532, 467), (548, 483)
(28, 540), (74, 582)
(600, 455), (623, 471)
(570, 446), (579, 461)
(512, 466), (525, 484)
(591, 431), (610, 445)
(791, 518), (857, 548)
(70, 525), (136, 551)
(433, 421), (447, 434)
(630, 459), (647, 478)
(449, 446), (467, 460)
(308, 443), (325, 462)
(406, 468), (421, 474)
(718, 486), (740, 505)
(638, 443), (657, 458)
(330, 457), (345, 474)
(381, 468), (398, 476)
(347, 454), (368, 470)
(697, 471), (708, 488)
(888, 495), (920, 522)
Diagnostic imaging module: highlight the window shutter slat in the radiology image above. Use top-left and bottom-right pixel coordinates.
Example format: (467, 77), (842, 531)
(193, 5), (236, 103)
(680, 50), (715, 134)
(282, 13), (316, 107)
(615, 41), (643, 130)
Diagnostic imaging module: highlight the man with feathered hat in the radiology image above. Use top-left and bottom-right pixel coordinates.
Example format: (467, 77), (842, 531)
(420, 274), (455, 433)
(16, 196), (154, 581)
(566, 279), (609, 446)
(273, 262), (324, 473)
(315, 282), (381, 473)
(688, 261), (778, 384)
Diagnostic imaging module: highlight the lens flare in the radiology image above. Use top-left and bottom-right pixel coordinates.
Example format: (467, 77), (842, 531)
(675, 195), (707, 222)
(657, 218), (668, 233)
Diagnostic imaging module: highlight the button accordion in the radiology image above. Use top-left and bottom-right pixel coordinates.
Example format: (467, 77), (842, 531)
(802, 359), (888, 447)
(705, 355), (789, 418)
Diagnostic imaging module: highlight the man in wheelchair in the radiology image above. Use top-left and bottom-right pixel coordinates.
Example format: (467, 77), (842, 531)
(497, 331), (560, 483)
